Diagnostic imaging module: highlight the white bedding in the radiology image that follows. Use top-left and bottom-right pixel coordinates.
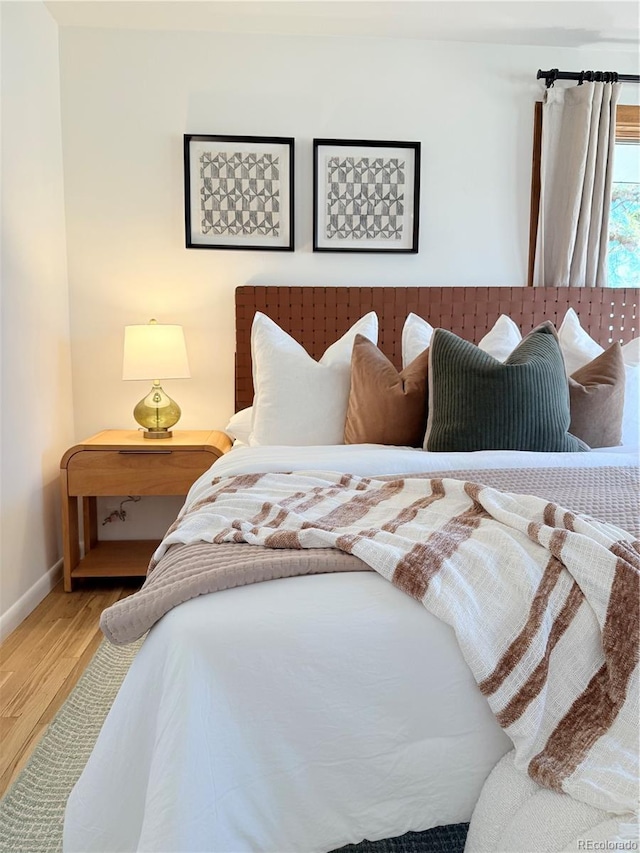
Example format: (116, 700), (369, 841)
(213, 442), (637, 481)
(64, 443), (639, 853)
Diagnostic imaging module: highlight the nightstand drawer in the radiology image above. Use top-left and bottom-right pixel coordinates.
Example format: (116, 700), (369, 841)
(66, 449), (214, 496)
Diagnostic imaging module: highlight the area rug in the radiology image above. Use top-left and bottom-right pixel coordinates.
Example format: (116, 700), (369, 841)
(0, 638), (468, 853)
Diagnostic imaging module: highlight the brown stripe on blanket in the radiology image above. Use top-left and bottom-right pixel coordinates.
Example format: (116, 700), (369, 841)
(215, 505), (297, 545)
(335, 480), (449, 554)
(609, 540), (640, 571)
(302, 479), (406, 531)
(255, 508), (298, 533)
(264, 530), (302, 549)
(213, 480), (412, 552)
(543, 503), (557, 527)
(479, 547), (566, 697)
(176, 490), (283, 552)
(200, 473), (266, 504)
(496, 579), (583, 728)
(336, 528), (378, 553)
(249, 502), (276, 526)
(382, 480), (447, 534)
(212, 527), (247, 544)
(527, 521), (543, 543)
(291, 476), (355, 514)
(280, 474), (360, 513)
(529, 553), (639, 791)
(393, 484), (489, 601)
(540, 503), (577, 532)
(162, 473), (268, 542)
(279, 491), (307, 508)
(265, 507), (290, 529)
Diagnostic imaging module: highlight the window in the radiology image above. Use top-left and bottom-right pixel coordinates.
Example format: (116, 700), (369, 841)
(528, 103), (640, 286)
(609, 107), (640, 288)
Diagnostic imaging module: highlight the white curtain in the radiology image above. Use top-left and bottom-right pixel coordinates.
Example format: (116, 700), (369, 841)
(534, 81), (621, 287)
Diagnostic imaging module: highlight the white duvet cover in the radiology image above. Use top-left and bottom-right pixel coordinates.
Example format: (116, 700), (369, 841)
(64, 444), (638, 853)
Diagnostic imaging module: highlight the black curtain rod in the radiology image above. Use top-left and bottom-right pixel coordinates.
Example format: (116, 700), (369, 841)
(538, 68), (640, 87)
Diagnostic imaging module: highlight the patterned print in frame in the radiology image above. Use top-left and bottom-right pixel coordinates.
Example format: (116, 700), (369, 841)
(184, 135), (295, 251)
(314, 139), (420, 253)
(326, 156), (406, 241)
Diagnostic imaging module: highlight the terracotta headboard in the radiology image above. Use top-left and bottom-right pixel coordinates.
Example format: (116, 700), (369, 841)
(235, 286), (638, 411)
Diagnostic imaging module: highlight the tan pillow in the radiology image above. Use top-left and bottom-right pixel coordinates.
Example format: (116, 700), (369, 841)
(569, 343), (625, 448)
(344, 335), (429, 446)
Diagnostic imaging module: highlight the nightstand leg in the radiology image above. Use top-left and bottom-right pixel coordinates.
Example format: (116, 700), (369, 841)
(83, 496), (98, 554)
(61, 470), (79, 592)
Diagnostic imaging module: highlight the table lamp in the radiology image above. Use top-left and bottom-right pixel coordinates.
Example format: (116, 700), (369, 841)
(122, 319), (191, 439)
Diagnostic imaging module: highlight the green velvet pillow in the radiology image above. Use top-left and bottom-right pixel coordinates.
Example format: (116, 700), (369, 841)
(424, 322), (589, 453)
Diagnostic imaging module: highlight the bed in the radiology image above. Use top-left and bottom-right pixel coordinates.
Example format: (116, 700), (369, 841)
(64, 286), (639, 853)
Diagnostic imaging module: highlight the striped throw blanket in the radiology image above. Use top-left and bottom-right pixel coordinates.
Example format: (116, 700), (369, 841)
(117, 471), (640, 815)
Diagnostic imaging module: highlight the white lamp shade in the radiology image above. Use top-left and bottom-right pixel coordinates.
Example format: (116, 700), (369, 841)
(123, 322), (190, 380)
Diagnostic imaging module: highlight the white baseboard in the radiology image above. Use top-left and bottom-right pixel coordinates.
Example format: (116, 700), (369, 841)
(0, 559), (63, 643)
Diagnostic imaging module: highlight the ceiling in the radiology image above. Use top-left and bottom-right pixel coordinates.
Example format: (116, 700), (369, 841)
(45, 1), (639, 50)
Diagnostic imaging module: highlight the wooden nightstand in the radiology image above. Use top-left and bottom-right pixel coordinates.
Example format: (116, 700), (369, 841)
(60, 429), (232, 591)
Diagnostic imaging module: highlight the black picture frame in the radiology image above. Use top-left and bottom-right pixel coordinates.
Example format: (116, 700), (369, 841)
(184, 134), (295, 251)
(313, 138), (420, 253)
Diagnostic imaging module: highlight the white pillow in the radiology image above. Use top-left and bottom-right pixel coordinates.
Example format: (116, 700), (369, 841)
(622, 338), (640, 446)
(402, 313), (521, 366)
(622, 337), (640, 367)
(558, 308), (639, 447)
(477, 315), (522, 362)
(558, 308), (604, 375)
(558, 307), (640, 371)
(249, 311), (378, 446)
(402, 313), (433, 368)
(622, 365), (639, 447)
(225, 407), (253, 445)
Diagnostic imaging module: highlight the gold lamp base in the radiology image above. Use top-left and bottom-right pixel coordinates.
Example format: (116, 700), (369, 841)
(133, 381), (181, 439)
(142, 428), (174, 440)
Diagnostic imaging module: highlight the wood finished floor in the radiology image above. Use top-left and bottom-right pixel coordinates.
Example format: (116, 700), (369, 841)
(0, 580), (139, 797)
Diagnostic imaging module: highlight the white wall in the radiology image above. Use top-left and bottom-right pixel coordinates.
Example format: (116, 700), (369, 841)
(0, 2), (75, 636)
(58, 28), (639, 443)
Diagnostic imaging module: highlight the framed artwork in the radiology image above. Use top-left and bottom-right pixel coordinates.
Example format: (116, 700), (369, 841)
(313, 138), (420, 253)
(184, 134), (294, 251)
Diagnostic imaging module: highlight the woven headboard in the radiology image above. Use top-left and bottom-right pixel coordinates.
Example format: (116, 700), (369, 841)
(235, 286), (638, 411)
